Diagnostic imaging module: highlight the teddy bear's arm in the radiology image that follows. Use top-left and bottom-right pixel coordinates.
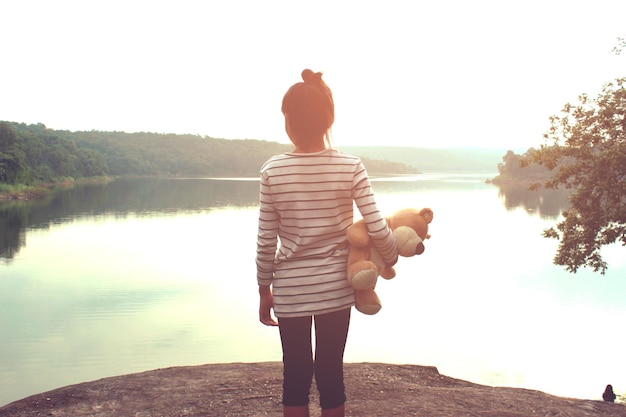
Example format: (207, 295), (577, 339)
(346, 219), (370, 247)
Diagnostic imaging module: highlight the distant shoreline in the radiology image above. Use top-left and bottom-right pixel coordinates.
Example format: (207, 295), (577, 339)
(0, 177), (112, 201)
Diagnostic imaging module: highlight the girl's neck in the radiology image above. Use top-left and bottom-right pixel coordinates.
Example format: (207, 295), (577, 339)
(292, 144), (327, 153)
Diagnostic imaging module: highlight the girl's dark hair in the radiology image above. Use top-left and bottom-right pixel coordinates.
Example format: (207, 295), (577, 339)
(281, 69), (334, 150)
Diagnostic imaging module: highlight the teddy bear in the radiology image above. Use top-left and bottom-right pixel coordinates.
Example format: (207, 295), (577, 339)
(346, 207), (433, 315)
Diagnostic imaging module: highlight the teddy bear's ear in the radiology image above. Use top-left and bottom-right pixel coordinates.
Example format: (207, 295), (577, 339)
(419, 208), (434, 224)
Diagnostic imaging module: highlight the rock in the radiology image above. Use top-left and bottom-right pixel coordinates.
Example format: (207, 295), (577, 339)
(1, 362), (624, 417)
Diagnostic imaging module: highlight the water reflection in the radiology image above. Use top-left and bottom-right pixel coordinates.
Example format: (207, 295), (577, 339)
(0, 176), (576, 261)
(1, 175), (625, 406)
(493, 183), (570, 219)
(0, 178), (260, 261)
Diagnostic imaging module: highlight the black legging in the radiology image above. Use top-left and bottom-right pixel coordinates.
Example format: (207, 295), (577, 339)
(278, 308), (351, 409)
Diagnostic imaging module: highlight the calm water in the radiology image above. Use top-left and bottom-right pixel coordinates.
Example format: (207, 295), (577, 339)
(1, 175), (625, 406)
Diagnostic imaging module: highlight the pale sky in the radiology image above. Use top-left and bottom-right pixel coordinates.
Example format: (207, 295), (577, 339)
(1, 0), (625, 150)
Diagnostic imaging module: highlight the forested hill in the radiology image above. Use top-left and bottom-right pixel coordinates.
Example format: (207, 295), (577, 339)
(0, 122), (418, 185)
(339, 146), (509, 173)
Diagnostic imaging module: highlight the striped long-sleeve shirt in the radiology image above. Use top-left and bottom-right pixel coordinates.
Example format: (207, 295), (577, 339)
(256, 148), (398, 318)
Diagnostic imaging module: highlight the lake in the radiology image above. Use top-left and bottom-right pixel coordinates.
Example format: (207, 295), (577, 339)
(1, 175), (625, 407)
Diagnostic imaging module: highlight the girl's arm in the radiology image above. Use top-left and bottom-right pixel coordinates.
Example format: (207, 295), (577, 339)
(258, 285), (278, 326)
(256, 173), (279, 287)
(352, 163), (398, 266)
(256, 173), (279, 326)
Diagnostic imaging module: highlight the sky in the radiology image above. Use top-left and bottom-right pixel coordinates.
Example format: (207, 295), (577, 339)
(1, 1), (625, 150)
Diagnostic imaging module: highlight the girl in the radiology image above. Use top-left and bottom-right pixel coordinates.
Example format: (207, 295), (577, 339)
(256, 69), (398, 417)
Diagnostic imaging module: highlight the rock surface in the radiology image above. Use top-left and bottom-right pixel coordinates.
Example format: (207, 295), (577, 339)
(1, 362), (624, 417)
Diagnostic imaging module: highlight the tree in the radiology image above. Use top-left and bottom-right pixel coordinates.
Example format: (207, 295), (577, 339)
(612, 36), (625, 55)
(0, 122), (28, 184)
(526, 78), (626, 274)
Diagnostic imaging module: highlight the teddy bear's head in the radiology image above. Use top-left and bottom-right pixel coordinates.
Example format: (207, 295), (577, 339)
(387, 207), (433, 257)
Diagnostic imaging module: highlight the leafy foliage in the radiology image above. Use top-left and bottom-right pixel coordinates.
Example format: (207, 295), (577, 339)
(490, 149), (553, 185)
(0, 123), (28, 184)
(1, 122), (109, 185)
(612, 36), (625, 55)
(526, 78), (626, 274)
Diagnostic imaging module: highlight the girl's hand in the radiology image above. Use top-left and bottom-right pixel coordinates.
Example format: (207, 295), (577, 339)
(259, 286), (278, 326)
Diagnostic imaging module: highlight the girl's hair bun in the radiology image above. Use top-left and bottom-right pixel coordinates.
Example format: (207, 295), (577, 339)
(302, 69), (323, 84)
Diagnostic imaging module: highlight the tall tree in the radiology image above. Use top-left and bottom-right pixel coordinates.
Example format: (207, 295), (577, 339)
(0, 122), (28, 184)
(527, 77), (626, 274)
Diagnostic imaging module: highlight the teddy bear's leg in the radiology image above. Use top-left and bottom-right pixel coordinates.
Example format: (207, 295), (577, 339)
(355, 288), (382, 315)
(347, 245), (379, 290)
(347, 261), (379, 290)
(380, 266), (397, 280)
